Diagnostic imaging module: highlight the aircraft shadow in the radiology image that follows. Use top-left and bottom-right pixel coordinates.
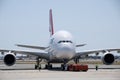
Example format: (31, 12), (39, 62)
(1, 67), (120, 71)
(0, 67), (63, 71)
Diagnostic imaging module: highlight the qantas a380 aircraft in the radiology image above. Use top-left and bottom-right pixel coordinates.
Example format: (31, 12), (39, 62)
(0, 9), (120, 70)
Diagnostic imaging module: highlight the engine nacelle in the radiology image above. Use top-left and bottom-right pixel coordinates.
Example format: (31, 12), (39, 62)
(101, 52), (115, 65)
(3, 53), (16, 66)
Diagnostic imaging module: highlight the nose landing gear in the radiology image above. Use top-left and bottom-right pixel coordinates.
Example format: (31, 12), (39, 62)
(61, 63), (67, 71)
(61, 59), (68, 71)
(74, 58), (79, 64)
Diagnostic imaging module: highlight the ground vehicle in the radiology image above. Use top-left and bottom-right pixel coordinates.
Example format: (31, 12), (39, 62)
(67, 64), (88, 71)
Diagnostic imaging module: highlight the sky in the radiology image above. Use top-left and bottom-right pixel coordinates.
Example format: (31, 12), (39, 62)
(0, 0), (120, 55)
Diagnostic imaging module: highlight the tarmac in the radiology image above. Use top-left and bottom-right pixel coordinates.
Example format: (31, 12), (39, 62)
(0, 63), (120, 80)
(0, 64), (120, 80)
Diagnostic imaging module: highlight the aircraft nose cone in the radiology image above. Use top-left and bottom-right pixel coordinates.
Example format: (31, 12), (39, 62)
(61, 43), (74, 51)
(55, 43), (75, 59)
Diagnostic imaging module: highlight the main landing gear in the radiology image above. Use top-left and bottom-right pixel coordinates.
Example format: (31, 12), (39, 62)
(35, 57), (42, 70)
(61, 63), (67, 71)
(35, 58), (53, 70)
(45, 62), (52, 69)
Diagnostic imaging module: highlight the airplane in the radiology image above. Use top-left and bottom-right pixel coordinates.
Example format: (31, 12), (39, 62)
(0, 9), (120, 70)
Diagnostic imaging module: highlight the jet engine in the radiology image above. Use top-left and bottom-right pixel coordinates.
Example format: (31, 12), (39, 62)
(3, 52), (16, 66)
(101, 52), (115, 65)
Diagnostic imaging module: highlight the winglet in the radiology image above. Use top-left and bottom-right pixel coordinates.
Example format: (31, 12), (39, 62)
(49, 9), (54, 36)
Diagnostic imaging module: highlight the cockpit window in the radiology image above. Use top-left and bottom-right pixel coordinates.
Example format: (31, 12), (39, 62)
(58, 40), (73, 43)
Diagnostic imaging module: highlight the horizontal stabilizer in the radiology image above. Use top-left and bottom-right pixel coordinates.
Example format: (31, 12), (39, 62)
(76, 44), (86, 47)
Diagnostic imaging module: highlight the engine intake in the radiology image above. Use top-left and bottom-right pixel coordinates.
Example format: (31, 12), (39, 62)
(102, 52), (115, 65)
(4, 53), (16, 66)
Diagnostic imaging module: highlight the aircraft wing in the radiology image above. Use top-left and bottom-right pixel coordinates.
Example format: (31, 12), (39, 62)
(0, 49), (49, 59)
(16, 44), (47, 50)
(75, 48), (120, 57)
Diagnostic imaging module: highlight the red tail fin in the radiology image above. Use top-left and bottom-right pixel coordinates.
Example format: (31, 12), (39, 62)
(49, 9), (54, 36)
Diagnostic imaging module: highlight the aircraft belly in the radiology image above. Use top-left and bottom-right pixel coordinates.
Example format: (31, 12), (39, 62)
(50, 51), (75, 60)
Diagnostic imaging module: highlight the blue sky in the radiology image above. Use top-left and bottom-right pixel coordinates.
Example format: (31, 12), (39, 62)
(0, 0), (120, 55)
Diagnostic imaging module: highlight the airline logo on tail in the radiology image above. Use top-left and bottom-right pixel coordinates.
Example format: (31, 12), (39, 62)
(49, 9), (54, 36)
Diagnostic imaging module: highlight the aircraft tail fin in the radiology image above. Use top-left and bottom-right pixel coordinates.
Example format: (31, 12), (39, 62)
(49, 9), (54, 36)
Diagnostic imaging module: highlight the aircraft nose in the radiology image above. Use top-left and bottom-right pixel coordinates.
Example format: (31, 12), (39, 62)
(60, 43), (75, 53)
(56, 43), (75, 59)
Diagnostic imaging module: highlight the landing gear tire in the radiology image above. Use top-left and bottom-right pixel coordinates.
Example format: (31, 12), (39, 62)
(61, 64), (65, 71)
(35, 64), (41, 69)
(49, 64), (52, 69)
(45, 64), (52, 69)
(45, 65), (48, 69)
(35, 65), (38, 69)
(38, 66), (41, 70)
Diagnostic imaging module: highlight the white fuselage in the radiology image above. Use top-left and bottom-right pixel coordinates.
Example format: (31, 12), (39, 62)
(48, 30), (76, 62)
